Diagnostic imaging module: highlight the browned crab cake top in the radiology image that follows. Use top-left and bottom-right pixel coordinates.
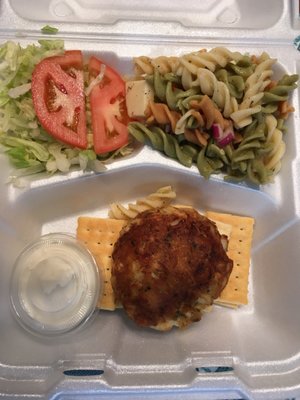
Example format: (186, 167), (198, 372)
(111, 206), (233, 330)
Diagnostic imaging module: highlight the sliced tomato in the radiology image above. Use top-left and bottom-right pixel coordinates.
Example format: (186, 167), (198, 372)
(46, 50), (83, 70)
(88, 56), (129, 154)
(31, 51), (87, 149)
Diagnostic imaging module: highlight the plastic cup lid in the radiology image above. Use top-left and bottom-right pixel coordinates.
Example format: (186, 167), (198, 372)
(10, 233), (100, 336)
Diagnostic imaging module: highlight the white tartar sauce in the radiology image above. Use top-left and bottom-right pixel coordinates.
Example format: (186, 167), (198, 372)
(10, 233), (100, 336)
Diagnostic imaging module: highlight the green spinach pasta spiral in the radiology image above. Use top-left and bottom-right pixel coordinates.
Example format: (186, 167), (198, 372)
(128, 122), (193, 168)
(226, 55), (255, 79)
(262, 74), (298, 107)
(146, 70), (200, 111)
(214, 69), (245, 99)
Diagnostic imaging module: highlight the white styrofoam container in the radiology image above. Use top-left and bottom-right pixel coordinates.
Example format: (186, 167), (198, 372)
(1, 0), (300, 399)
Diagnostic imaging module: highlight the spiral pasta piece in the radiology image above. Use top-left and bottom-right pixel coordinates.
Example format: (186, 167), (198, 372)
(188, 95), (230, 130)
(179, 56), (250, 92)
(231, 55), (276, 128)
(185, 68), (239, 118)
(227, 118), (284, 184)
(229, 106), (262, 130)
(215, 69), (245, 99)
(231, 122), (265, 164)
(128, 122), (194, 167)
(278, 100), (295, 120)
(265, 113), (277, 141)
(262, 74), (298, 106)
(147, 101), (181, 132)
(134, 55), (183, 76)
(133, 47), (242, 78)
(263, 114), (285, 173)
(180, 47), (242, 74)
(146, 69), (202, 112)
(108, 186), (176, 219)
(244, 55), (275, 95)
(227, 55), (255, 79)
(149, 94), (230, 137)
(175, 109), (204, 134)
(245, 160), (269, 185)
(184, 128), (209, 147)
(196, 143), (230, 179)
(264, 136), (285, 173)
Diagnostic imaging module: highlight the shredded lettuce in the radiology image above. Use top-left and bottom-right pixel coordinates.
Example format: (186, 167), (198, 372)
(80, 150), (107, 172)
(98, 144), (134, 162)
(85, 64), (106, 96)
(0, 41), (56, 178)
(41, 25), (59, 35)
(2, 136), (49, 165)
(8, 82), (31, 98)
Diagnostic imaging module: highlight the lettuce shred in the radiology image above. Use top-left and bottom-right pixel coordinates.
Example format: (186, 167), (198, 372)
(41, 25), (59, 35)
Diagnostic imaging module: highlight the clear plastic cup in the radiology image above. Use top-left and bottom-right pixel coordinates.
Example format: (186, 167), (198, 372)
(10, 233), (101, 336)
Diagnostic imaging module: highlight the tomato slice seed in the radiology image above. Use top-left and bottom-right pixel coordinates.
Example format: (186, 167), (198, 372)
(66, 69), (77, 79)
(55, 82), (67, 94)
(46, 79), (60, 112)
(63, 106), (81, 133)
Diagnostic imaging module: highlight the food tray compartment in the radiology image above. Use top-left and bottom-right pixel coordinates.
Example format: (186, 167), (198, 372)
(0, 163), (300, 399)
(1, 0), (300, 399)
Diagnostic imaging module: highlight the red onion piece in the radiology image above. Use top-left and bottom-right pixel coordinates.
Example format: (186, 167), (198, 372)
(212, 123), (222, 140)
(211, 123), (235, 147)
(218, 130), (235, 147)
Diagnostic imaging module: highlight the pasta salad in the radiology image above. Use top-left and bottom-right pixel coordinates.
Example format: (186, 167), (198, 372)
(129, 47), (298, 184)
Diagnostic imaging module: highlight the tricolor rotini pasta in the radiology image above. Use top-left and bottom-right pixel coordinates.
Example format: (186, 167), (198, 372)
(108, 186), (176, 219)
(231, 53), (276, 128)
(187, 68), (239, 118)
(129, 46), (298, 185)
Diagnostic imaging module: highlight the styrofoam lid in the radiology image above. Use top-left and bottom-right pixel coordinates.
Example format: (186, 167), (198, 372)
(0, 0), (297, 42)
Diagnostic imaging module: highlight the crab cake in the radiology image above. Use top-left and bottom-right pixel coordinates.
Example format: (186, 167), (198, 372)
(111, 206), (233, 330)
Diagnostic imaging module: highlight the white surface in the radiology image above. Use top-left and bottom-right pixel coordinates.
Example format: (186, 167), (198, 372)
(0, 0), (300, 399)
